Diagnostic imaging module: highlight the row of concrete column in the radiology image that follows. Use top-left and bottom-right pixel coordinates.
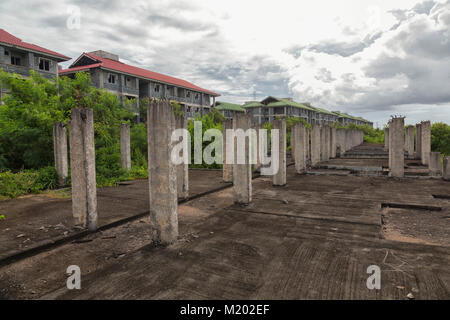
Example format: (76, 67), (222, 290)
(387, 118), (449, 178)
(53, 122), (134, 187)
(52, 102), (189, 245)
(224, 115), (365, 206)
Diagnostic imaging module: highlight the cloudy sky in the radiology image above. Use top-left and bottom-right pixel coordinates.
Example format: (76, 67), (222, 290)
(1, 0), (449, 126)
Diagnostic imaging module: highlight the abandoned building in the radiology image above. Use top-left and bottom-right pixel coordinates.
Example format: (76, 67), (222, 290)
(0, 29), (70, 99)
(59, 51), (219, 119)
(242, 96), (373, 127)
(214, 101), (245, 119)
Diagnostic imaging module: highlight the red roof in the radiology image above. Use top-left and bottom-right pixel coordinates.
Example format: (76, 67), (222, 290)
(0, 29), (70, 61)
(60, 52), (219, 96)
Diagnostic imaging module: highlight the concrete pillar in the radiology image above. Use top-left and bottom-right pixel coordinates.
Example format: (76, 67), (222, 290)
(291, 125), (295, 162)
(311, 124), (321, 166)
(429, 152), (441, 176)
(147, 100), (178, 245)
(273, 119), (287, 186)
(233, 113), (252, 204)
(175, 115), (189, 199)
(443, 156), (450, 181)
(69, 109), (98, 230)
(305, 127), (310, 161)
(330, 127), (336, 158)
(421, 121), (431, 166)
(389, 117), (405, 178)
(405, 126), (414, 158)
(255, 123), (262, 171)
(53, 122), (68, 186)
(388, 122), (393, 169)
(415, 123), (422, 160)
(223, 119), (233, 182)
(384, 128), (389, 150)
(293, 123), (306, 174)
(335, 129), (344, 157)
(320, 126), (330, 161)
(120, 124), (131, 171)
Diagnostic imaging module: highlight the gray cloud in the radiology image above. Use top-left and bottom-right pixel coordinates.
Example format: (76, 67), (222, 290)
(0, 0), (449, 125)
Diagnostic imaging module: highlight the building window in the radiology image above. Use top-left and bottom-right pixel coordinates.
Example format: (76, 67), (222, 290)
(186, 91), (191, 98)
(4, 51), (9, 56)
(38, 58), (50, 71)
(11, 56), (21, 66)
(154, 84), (160, 92)
(108, 74), (116, 84)
(195, 93), (199, 100)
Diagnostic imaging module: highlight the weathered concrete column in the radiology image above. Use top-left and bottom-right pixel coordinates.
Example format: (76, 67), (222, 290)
(404, 126), (414, 158)
(69, 109), (97, 230)
(320, 126), (325, 161)
(429, 152), (441, 176)
(293, 123), (306, 174)
(147, 100), (178, 245)
(53, 122), (68, 186)
(311, 124), (321, 166)
(389, 117), (405, 178)
(175, 115), (189, 199)
(388, 122), (392, 169)
(421, 121), (431, 166)
(415, 123), (422, 159)
(254, 123), (263, 171)
(305, 127), (310, 161)
(335, 128), (344, 157)
(330, 126), (336, 158)
(222, 119), (233, 182)
(384, 128), (389, 150)
(290, 126), (295, 162)
(321, 126), (330, 161)
(273, 119), (287, 186)
(120, 123), (131, 171)
(233, 113), (252, 204)
(443, 156), (450, 181)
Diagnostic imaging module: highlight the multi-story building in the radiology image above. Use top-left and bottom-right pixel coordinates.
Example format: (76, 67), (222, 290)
(59, 51), (219, 120)
(214, 101), (245, 119)
(243, 96), (315, 125)
(0, 29), (70, 99)
(242, 96), (372, 127)
(332, 111), (373, 127)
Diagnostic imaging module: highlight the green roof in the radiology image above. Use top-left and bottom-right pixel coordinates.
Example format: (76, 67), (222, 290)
(215, 101), (245, 112)
(243, 101), (264, 108)
(234, 96), (371, 123)
(262, 97), (316, 111)
(307, 105), (335, 116)
(332, 111), (371, 123)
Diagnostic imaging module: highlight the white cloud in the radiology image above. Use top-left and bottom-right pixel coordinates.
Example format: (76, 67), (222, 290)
(0, 0), (449, 125)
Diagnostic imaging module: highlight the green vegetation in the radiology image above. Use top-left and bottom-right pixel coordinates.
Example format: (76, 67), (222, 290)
(431, 122), (450, 156)
(187, 108), (225, 169)
(0, 70), (145, 198)
(0, 166), (58, 199)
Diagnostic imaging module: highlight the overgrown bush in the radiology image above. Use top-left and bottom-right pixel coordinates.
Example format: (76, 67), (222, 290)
(187, 109), (225, 169)
(0, 166), (58, 199)
(431, 122), (450, 155)
(0, 70), (147, 196)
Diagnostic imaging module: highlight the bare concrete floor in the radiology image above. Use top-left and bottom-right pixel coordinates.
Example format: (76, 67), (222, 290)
(0, 162), (449, 300)
(0, 170), (229, 261)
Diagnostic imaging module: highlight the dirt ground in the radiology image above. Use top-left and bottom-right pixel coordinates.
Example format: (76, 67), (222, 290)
(0, 170), (229, 261)
(0, 146), (449, 300)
